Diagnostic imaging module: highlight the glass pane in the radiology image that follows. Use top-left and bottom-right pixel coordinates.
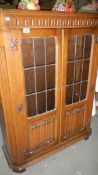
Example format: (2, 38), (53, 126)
(84, 35), (92, 59)
(67, 36), (75, 61)
(47, 89), (55, 111)
(66, 62), (74, 85)
(76, 36), (83, 60)
(74, 60), (82, 83)
(46, 65), (55, 89)
(82, 60), (90, 81)
(65, 34), (92, 105)
(80, 81), (87, 100)
(34, 38), (45, 66)
(24, 68), (35, 94)
(36, 67), (45, 92)
(73, 83), (80, 102)
(26, 94), (36, 117)
(66, 85), (73, 105)
(37, 92), (46, 114)
(46, 37), (55, 64)
(22, 38), (34, 68)
(22, 36), (56, 118)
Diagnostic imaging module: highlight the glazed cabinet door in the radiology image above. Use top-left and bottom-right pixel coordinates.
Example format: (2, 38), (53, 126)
(61, 29), (97, 141)
(21, 29), (62, 157)
(4, 29), (62, 163)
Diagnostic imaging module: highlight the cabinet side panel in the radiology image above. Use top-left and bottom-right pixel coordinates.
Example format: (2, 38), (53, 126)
(0, 98), (8, 150)
(3, 30), (30, 165)
(84, 34), (97, 127)
(0, 47), (18, 165)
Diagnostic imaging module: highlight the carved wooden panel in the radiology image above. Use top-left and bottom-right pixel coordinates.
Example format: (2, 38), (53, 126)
(28, 116), (56, 154)
(63, 106), (85, 139)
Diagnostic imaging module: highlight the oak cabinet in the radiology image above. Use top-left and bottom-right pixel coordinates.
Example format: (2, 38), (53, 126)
(0, 9), (98, 172)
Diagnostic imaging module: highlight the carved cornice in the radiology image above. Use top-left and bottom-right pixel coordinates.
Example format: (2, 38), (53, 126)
(0, 9), (98, 29)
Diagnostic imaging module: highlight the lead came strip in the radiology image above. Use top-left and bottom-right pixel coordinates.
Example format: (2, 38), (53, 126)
(33, 38), (38, 115)
(44, 37), (47, 112)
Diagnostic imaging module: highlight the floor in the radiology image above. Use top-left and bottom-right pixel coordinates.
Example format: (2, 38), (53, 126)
(0, 115), (98, 175)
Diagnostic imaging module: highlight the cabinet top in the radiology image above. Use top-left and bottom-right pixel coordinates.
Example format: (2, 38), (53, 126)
(0, 9), (98, 29)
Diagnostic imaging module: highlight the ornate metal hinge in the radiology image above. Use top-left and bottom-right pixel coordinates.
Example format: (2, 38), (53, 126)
(89, 82), (94, 92)
(10, 38), (18, 50)
(22, 139), (55, 157)
(16, 104), (24, 112)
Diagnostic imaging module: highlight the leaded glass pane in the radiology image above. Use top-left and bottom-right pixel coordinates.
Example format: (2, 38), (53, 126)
(65, 35), (92, 105)
(22, 37), (56, 117)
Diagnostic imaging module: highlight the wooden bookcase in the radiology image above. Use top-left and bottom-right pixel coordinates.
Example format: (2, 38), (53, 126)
(0, 9), (98, 172)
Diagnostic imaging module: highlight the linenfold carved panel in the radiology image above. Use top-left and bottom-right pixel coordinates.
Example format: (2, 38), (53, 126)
(0, 10), (98, 29)
(27, 116), (56, 155)
(63, 105), (85, 139)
